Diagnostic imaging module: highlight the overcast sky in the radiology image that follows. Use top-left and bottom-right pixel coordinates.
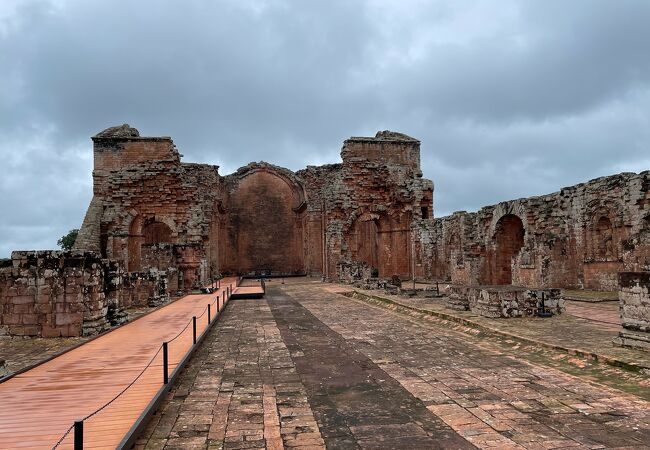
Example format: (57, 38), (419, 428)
(1, 0), (649, 257)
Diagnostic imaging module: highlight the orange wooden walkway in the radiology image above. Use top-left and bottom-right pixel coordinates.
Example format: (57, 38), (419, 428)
(0, 277), (239, 450)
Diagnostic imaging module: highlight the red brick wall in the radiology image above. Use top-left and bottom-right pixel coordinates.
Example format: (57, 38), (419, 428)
(220, 169), (305, 275)
(93, 138), (178, 173)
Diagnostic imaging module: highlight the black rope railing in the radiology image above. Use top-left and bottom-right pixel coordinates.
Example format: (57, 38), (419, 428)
(52, 344), (163, 449)
(51, 283), (233, 449)
(167, 319), (192, 344)
(196, 304), (208, 320)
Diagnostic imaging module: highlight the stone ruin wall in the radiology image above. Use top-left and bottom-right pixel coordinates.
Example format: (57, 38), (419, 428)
(0, 251), (169, 338)
(429, 172), (650, 291)
(74, 126), (431, 287)
(4, 124), (650, 336)
(298, 132), (433, 281)
(69, 124), (650, 293)
(219, 163), (310, 276)
(75, 125), (221, 291)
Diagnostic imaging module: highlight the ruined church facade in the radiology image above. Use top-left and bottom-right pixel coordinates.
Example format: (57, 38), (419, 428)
(3, 124), (650, 338)
(73, 125), (433, 290)
(73, 125), (650, 292)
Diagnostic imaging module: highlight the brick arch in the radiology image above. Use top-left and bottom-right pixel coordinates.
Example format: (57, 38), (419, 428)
(347, 211), (411, 278)
(492, 214), (525, 285)
(126, 213), (177, 272)
(143, 220), (173, 245)
(220, 167), (306, 275)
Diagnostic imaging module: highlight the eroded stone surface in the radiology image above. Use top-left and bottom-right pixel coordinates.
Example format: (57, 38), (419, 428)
(140, 282), (650, 449)
(74, 126), (431, 286)
(614, 272), (650, 351)
(0, 251), (170, 337)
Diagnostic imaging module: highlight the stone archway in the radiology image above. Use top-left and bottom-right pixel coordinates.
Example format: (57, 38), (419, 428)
(493, 214), (525, 285)
(348, 212), (411, 278)
(220, 165), (306, 275)
(143, 221), (172, 245)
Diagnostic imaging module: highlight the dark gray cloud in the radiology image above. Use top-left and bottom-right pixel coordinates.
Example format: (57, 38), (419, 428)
(1, 0), (649, 257)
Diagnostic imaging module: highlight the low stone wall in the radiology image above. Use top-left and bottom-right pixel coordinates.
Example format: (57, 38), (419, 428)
(447, 285), (564, 318)
(614, 272), (650, 351)
(0, 251), (112, 337)
(0, 251), (174, 338)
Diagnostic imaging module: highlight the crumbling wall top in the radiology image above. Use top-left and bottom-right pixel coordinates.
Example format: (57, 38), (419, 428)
(92, 124), (180, 173)
(346, 130), (420, 143)
(342, 130), (421, 171)
(93, 124), (140, 139)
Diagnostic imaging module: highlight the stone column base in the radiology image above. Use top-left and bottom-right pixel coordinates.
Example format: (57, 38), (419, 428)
(613, 330), (650, 352)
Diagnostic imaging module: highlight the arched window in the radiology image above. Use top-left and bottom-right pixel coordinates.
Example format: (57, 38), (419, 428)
(143, 221), (172, 245)
(595, 216), (613, 259)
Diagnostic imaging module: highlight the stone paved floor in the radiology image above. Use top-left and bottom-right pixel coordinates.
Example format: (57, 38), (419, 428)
(565, 301), (620, 328)
(0, 335), (87, 376)
(347, 285), (650, 370)
(139, 282), (650, 449)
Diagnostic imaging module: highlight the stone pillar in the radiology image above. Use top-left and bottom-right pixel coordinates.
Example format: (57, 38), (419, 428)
(613, 272), (650, 351)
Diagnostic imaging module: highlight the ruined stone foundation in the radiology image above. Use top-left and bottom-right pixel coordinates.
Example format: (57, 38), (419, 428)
(614, 272), (650, 351)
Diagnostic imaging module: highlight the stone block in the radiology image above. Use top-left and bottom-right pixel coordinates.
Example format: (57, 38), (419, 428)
(55, 312), (83, 326)
(41, 325), (62, 338)
(12, 296), (35, 305)
(21, 313), (38, 325)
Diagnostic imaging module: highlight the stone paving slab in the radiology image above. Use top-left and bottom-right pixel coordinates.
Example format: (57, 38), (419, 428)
(0, 336), (87, 377)
(334, 285), (650, 372)
(285, 283), (650, 449)
(267, 290), (472, 449)
(141, 281), (650, 449)
(137, 296), (324, 450)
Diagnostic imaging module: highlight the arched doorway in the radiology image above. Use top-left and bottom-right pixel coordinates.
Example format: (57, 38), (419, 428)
(493, 214), (525, 285)
(127, 217), (174, 272)
(348, 212), (411, 278)
(220, 167), (306, 275)
(143, 221), (172, 245)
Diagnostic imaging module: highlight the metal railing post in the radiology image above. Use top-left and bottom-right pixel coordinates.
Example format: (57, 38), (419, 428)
(74, 420), (83, 450)
(163, 342), (169, 384)
(208, 303), (211, 324)
(217, 294), (220, 312)
(192, 316), (197, 344)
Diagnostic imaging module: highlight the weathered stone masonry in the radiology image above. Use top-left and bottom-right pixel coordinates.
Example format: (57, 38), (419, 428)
(69, 124), (650, 293)
(74, 125), (432, 285)
(3, 123), (650, 336)
(0, 251), (168, 337)
(426, 172), (650, 291)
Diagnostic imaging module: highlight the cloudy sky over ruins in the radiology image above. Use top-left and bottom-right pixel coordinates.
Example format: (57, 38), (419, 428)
(1, 0), (649, 256)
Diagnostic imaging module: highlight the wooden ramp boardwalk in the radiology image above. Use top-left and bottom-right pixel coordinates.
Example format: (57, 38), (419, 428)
(0, 277), (241, 450)
(230, 278), (266, 299)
